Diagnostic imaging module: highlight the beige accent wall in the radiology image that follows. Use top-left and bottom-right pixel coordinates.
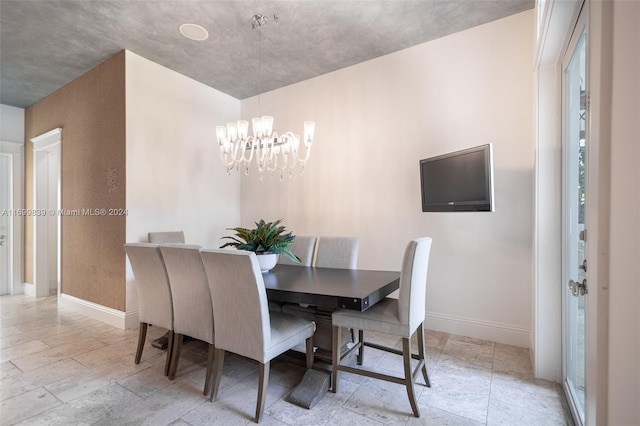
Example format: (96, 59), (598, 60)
(25, 51), (126, 311)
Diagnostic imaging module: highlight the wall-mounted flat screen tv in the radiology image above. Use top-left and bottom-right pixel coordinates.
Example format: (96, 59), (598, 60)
(420, 143), (494, 212)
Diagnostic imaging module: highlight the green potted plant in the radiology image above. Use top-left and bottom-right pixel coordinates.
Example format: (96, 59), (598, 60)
(220, 219), (300, 272)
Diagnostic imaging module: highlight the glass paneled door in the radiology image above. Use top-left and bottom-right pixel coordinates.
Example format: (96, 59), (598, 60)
(563, 22), (587, 424)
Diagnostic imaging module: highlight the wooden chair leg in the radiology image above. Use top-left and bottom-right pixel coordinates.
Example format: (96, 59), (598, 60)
(356, 329), (364, 365)
(168, 333), (184, 380)
(203, 343), (215, 396)
(255, 361), (270, 423)
(416, 323), (430, 387)
(163, 330), (174, 376)
(209, 348), (225, 402)
(305, 337), (314, 369)
(135, 322), (147, 364)
(402, 338), (420, 417)
(331, 325), (341, 393)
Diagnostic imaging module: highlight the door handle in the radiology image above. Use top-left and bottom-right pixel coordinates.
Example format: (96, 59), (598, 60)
(568, 279), (588, 296)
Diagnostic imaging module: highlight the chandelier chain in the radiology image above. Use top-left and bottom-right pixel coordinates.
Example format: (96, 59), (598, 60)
(257, 17), (262, 115)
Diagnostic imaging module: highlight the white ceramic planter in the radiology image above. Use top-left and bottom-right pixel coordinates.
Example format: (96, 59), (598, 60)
(256, 253), (279, 273)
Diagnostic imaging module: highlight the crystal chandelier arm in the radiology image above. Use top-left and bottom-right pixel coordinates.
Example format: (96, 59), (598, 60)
(296, 142), (312, 164)
(298, 121), (315, 164)
(219, 147), (236, 170)
(255, 133), (273, 173)
(216, 126), (237, 171)
(278, 132), (299, 169)
(287, 132), (311, 165)
(241, 136), (256, 162)
(239, 136), (257, 175)
(267, 146), (279, 173)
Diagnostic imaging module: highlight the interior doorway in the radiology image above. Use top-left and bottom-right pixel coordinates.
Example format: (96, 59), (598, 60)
(0, 140), (24, 296)
(31, 128), (62, 297)
(0, 153), (11, 295)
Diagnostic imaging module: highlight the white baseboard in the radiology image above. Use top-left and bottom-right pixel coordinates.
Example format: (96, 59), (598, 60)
(11, 281), (24, 295)
(23, 282), (35, 297)
(425, 311), (530, 348)
(58, 293), (139, 330)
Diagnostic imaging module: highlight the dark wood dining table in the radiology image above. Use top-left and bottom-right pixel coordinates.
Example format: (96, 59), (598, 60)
(262, 264), (401, 408)
(263, 264), (400, 362)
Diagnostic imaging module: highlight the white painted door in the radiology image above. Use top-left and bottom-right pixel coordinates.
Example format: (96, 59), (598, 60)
(562, 20), (588, 425)
(0, 154), (11, 295)
(32, 128), (61, 297)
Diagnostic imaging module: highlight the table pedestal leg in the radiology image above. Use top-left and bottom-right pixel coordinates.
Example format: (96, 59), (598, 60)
(313, 309), (351, 362)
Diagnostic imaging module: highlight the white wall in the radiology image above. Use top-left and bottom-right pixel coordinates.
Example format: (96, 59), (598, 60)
(240, 11), (535, 347)
(125, 51), (242, 312)
(607, 2), (640, 424)
(1, 104), (25, 143)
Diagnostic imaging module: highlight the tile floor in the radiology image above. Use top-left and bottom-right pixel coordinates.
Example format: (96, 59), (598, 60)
(1, 295), (569, 425)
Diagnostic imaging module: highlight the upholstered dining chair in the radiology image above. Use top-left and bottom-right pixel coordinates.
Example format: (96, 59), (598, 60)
(295, 236), (359, 342)
(159, 244), (215, 396)
(123, 243), (174, 376)
(201, 249), (316, 423)
(277, 235), (317, 266)
(148, 231), (185, 244)
(331, 237), (433, 418)
(270, 236), (318, 313)
(147, 231), (184, 349)
(314, 236), (359, 269)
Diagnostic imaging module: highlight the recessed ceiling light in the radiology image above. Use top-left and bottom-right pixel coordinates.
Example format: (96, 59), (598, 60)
(179, 23), (209, 41)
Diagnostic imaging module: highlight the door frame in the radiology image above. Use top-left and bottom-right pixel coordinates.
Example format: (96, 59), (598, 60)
(30, 128), (62, 297)
(535, 0), (609, 425)
(0, 140), (24, 295)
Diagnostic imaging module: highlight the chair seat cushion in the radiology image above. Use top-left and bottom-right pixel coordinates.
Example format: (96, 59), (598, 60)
(264, 312), (316, 363)
(332, 298), (412, 338)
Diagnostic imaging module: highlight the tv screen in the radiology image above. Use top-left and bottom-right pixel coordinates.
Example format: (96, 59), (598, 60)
(420, 144), (494, 212)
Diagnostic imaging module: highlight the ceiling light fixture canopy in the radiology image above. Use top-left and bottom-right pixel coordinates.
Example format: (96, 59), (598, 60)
(216, 14), (315, 180)
(179, 23), (209, 41)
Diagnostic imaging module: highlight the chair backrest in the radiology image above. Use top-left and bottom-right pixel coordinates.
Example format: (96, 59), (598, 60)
(148, 231), (185, 244)
(278, 235), (317, 266)
(397, 237), (433, 333)
(159, 244), (213, 344)
(314, 236), (359, 269)
(124, 243), (173, 330)
(201, 249), (270, 363)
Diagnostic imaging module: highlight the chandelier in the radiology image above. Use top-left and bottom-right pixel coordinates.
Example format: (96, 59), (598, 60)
(216, 14), (315, 180)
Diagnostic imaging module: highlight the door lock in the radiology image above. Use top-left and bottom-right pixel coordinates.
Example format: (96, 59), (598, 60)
(568, 279), (588, 296)
(579, 259), (587, 272)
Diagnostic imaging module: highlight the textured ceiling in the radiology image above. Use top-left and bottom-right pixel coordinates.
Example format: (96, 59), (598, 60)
(0, 0), (534, 109)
